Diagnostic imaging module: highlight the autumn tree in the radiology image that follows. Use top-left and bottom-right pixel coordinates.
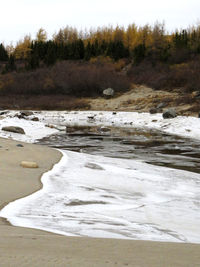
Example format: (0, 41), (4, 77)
(14, 35), (32, 60)
(36, 28), (47, 42)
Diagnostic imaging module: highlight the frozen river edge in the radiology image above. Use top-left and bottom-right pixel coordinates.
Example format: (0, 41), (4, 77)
(0, 110), (200, 243)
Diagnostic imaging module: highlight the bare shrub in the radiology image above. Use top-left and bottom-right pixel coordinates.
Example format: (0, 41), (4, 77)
(0, 61), (130, 97)
(128, 56), (200, 93)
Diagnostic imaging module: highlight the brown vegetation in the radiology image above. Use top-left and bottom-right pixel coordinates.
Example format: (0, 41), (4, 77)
(0, 94), (90, 110)
(0, 61), (130, 97)
(128, 56), (200, 93)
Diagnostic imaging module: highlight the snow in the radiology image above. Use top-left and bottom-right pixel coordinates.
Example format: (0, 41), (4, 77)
(1, 110), (200, 142)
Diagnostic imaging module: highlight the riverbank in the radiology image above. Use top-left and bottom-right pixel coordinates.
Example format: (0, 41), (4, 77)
(0, 85), (199, 116)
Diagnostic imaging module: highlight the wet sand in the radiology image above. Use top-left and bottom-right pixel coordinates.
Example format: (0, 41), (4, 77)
(0, 137), (200, 267)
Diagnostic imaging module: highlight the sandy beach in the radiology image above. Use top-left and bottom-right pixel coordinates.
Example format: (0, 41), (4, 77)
(0, 137), (200, 267)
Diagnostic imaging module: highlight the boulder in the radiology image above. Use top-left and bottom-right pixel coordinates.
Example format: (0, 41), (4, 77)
(162, 109), (177, 119)
(20, 161), (38, 168)
(103, 88), (114, 98)
(2, 126), (25, 134)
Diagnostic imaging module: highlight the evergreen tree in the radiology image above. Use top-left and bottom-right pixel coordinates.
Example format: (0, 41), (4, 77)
(44, 41), (57, 66)
(26, 52), (40, 70)
(4, 55), (16, 72)
(132, 43), (146, 64)
(84, 42), (92, 60)
(0, 43), (8, 61)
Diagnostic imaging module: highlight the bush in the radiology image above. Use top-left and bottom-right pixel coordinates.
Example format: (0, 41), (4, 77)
(0, 61), (130, 97)
(128, 56), (200, 93)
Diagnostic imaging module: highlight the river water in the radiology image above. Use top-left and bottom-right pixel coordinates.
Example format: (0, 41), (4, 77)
(37, 126), (200, 174)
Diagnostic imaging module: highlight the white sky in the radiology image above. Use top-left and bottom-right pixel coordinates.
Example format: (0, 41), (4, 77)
(0, 0), (200, 44)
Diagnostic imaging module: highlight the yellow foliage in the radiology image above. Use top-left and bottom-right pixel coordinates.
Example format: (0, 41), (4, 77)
(89, 56), (113, 64)
(36, 28), (47, 42)
(14, 35), (32, 60)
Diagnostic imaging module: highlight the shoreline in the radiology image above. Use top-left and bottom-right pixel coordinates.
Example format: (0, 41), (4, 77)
(0, 138), (200, 266)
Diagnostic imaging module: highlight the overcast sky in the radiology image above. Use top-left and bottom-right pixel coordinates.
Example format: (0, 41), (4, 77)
(0, 0), (200, 44)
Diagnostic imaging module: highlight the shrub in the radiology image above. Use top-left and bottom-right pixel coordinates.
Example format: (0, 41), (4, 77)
(0, 61), (130, 97)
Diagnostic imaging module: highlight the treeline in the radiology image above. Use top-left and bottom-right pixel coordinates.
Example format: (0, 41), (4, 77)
(1, 23), (200, 70)
(1, 23), (200, 96)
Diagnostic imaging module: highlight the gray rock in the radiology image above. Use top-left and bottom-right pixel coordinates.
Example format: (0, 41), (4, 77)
(149, 108), (157, 114)
(16, 144), (24, 147)
(103, 88), (114, 98)
(20, 111), (33, 116)
(2, 126), (25, 134)
(162, 109), (177, 119)
(85, 162), (104, 170)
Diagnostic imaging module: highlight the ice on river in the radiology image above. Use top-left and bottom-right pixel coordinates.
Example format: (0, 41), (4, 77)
(0, 110), (200, 243)
(1, 149), (200, 243)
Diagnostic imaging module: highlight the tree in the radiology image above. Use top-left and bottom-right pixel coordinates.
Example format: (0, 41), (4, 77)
(132, 43), (146, 65)
(4, 55), (16, 72)
(44, 41), (57, 66)
(36, 28), (47, 42)
(0, 43), (8, 61)
(14, 35), (32, 60)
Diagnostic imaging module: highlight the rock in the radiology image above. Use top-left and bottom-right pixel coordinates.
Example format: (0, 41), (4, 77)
(2, 126), (25, 134)
(198, 112), (200, 118)
(15, 114), (26, 119)
(85, 162), (104, 170)
(103, 88), (114, 98)
(45, 124), (56, 129)
(162, 109), (177, 119)
(192, 91), (200, 98)
(98, 126), (111, 132)
(16, 144), (24, 147)
(112, 112), (117, 115)
(0, 111), (8, 116)
(149, 108), (157, 114)
(20, 111), (33, 116)
(31, 117), (39, 121)
(20, 161), (38, 168)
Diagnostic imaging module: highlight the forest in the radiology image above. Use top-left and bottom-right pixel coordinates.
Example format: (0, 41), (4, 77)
(0, 23), (200, 98)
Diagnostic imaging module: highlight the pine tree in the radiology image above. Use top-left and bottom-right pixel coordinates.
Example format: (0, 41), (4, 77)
(0, 43), (8, 61)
